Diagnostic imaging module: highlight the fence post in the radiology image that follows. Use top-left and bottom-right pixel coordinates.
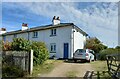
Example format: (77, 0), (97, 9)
(29, 49), (33, 75)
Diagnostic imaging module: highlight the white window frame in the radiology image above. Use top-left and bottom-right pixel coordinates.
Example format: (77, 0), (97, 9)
(33, 31), (38, 38)
(50, 29), (56, 36)
(14, 34), (17, 38)
(50, 43), (56, 53)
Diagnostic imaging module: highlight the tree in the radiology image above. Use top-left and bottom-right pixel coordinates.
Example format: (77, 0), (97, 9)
(115, 46), (120, 49)
(86, 37), (107, 53)
(85, 37), (107, 60)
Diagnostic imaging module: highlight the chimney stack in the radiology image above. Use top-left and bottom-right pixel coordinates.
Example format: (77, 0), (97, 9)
(0, 28), (6, 34)
(22, 23), (28, 30)
(52, 16), (60, 25)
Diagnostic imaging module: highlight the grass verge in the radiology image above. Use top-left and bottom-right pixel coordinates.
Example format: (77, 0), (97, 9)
(91, 60), (111, 78)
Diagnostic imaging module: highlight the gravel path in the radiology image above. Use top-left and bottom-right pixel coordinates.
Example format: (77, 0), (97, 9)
(40, 61), (94, 77)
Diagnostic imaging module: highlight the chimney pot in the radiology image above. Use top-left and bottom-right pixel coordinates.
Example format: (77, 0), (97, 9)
(0, 28), (6, 34)
(52, 16), (60, 25)
(22, 23), (28, 30)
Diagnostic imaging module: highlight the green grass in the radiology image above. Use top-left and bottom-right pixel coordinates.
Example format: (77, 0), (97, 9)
(31, 59), (63, 77)
(66, 71), (78, 77)
(91, 61), (108, 71)
(91, 60), (111, 78)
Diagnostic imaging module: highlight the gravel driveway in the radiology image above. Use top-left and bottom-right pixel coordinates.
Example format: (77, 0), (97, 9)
(40, 60), (94, 77)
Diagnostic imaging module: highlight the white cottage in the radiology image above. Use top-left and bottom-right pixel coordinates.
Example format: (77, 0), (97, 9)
(0, 16), (88, 59)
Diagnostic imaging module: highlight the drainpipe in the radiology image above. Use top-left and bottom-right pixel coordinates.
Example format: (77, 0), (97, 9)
(73, 25), (75, 57)
(27, 30), (30, 41)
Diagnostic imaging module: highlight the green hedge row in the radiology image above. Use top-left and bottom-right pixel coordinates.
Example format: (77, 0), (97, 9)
(98, 48), (120, 60)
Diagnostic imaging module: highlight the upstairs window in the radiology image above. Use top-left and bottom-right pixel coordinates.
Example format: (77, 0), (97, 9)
(33, 31), (38, 38)
(50, 29), (56, 36)
(14, 34), (17, 38)
(50, 43), (56, 53)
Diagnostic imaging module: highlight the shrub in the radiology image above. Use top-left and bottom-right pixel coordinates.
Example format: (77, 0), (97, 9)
(11, 38), (30, 51)
(99, 48), (120, 60)
(2, 41), (12, 51)
(30, 41), (49, 65)
(3, 38), (49, 66)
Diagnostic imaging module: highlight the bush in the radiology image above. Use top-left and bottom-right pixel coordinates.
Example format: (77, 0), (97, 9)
(3, 38), (49, 66)
(99, 48), (120, 60)
(2, 41), (12, 51)
(11, 38), (30, 51)
(30, 41), (49, 65)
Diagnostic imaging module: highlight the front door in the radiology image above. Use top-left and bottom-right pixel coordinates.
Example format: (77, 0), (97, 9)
(64, 43), (69, 59)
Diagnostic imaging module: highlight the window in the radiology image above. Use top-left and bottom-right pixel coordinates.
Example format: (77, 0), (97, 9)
(14, 34), (17, 38)
(50, 43), (56, 53)
(50, 29), (56, 36)
(33, 31), (38, 38)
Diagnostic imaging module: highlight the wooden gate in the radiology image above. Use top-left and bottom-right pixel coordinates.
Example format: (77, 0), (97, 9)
(106, 53), (120, 79)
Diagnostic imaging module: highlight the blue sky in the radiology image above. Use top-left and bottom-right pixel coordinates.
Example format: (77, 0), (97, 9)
(1, 1), (118, 48)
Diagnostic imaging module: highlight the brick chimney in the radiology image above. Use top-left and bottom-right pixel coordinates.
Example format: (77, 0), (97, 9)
(0, 28), (6, 34)
(22, 23), (28, 30)
(52, 16), (60, 25)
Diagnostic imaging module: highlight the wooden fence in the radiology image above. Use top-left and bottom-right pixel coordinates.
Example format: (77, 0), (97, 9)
(106, 53), (120, 79)
(2, 50), (33, 74)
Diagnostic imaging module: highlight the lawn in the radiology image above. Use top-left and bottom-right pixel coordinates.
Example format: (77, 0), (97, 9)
(31, 59), (63, 77)
(91, 60), (111, 78)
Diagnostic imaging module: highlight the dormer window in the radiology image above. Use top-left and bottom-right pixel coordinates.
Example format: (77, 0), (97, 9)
(33, 31), (38, 38)
(50, 29), (56, 36)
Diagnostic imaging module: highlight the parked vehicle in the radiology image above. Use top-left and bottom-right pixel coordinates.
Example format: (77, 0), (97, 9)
(73, 49), (95, 63)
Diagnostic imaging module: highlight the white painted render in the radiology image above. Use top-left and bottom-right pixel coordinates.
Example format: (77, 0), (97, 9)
(0, 31), (6, 35)
(3, 25), (86, 59)
(22, 26), (28, 30)
(52, 19), (60, 25)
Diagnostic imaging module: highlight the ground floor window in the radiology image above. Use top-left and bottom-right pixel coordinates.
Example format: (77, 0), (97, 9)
(50, 43), (56, 53)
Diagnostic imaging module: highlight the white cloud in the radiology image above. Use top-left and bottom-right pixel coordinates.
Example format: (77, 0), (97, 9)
(2, 2), (118, 47)
(2, 0), (120, 2)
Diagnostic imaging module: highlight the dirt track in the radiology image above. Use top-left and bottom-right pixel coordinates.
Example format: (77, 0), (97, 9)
(40, 61), (94, 77)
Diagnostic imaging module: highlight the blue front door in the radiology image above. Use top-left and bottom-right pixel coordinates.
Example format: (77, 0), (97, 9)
(64, 43), (69, 59)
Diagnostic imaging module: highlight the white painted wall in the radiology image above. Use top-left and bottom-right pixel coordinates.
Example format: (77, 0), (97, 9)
(71, 28), (86, 58)
(4, 25), (86, 59)
(29, 26), (72, 58)
(0, 31), (6, 35)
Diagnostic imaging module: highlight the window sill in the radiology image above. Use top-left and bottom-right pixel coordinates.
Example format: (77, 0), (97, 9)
(32, 37), (38, 38)
(50, 35), (57, 37)
(50, 52), (56, 53)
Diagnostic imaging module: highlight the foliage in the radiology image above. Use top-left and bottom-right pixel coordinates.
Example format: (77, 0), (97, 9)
(3, 38), (49, 66)
(86, 37), (107, 53)
(30, 41), (49, 65)
(11, 38), (30, 51)
(98, 48), (120, 60)
(2, 41), (11, 51)
(115, 46), (120, 49)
